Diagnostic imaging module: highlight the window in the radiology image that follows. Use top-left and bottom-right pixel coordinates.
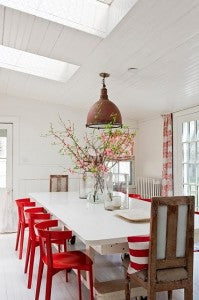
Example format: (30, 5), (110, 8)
(108, 159), (135, 186)
(0, 45), (79, 82)
(173, 107), (199, 210)
(182, 120), (199, 207)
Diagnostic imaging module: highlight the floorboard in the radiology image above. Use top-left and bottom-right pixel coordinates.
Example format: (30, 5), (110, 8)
(0, 233), (198, 299)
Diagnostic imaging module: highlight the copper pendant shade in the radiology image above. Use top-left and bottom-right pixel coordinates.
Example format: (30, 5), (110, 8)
(86, 73), (122, 129)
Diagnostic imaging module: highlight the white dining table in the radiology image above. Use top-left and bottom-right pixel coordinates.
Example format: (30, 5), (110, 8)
(30, 192), (199, 299)
(30, 192), (151, 245)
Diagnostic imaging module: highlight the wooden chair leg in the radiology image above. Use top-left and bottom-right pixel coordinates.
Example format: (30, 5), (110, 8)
(35, 258), (44, 300)
(168, 290), (172, 300)
(148, 288), (156, 300)
(125, 273), (130, 300)
(184, 286), (193, 300)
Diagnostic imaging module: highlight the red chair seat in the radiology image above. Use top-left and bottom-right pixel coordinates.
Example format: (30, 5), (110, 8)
(43, 251), (93, 269)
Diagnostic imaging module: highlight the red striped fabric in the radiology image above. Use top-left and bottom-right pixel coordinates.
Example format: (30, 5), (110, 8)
(127, 235), (150, 274)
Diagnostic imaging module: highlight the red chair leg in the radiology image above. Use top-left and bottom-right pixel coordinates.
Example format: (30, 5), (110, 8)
(27, 241), (36, 289)
(15, 222), (21, 251)
(19, 224), (25, 259)
(46, 268), (52, 300)
(63, 241), (69, 282)
(35, 258), (44, 300)
(24, 237), (31, 273)
(77, 270), (82, 300)
(65, 270), (68, 282)
(89, 268), (94, 300)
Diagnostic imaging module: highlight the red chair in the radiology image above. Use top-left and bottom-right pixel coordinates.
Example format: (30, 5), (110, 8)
(35, 220), (94, 300)
(24, 208), (51, 289)
(128, 194), (141, 199)
(129, 194), (151, 202)
(15, 198), (36, 259)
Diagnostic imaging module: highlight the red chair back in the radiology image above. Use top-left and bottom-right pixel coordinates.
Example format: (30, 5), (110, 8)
(25, 208), (50, 240)
(16, 198), (30, 219)
(17, 201), (36, 224)
(35, 220), (72, 268)
(129, 194), (141, 199)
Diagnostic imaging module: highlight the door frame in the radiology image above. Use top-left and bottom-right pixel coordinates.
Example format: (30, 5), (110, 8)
(0, 123), (13, 192)
(0, 116), (19, 200)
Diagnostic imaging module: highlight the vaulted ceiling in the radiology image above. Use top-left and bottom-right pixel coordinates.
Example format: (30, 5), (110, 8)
(0, 0), (199, 121)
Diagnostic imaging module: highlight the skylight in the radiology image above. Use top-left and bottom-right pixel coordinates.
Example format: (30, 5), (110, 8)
(0, 0), (139, 38)
(97, 0), (114, 4)
(0, 45), (80, 82)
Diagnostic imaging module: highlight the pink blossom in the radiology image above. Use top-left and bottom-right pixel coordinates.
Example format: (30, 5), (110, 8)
(68, 168), (75, 174)
(104, 148), (114, 157)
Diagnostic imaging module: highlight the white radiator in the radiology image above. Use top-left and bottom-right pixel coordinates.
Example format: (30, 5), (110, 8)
(136, 177), (162, 199)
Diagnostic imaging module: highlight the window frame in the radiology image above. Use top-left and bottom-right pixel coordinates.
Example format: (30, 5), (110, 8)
(173, 106), (199, 209)
(108, 158), (135, 188)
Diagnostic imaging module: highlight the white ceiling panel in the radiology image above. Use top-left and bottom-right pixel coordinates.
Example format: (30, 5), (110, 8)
(1, 0), (199, 120)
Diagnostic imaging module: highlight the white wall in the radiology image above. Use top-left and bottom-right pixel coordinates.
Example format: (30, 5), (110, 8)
(0, 93), (136, 199)
(0, 94), (88, 198)
(136, 116), (163, 179)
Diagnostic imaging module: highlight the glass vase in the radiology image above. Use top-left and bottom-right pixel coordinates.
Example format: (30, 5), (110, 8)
(79, 174), (88, 199)
(104, 173), (129, 210)
(87, 173), (105, 204)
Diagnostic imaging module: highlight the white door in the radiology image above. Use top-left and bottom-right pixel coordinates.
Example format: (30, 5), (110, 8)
(173, 109), (199, 210)
(0, 123), (14, 232)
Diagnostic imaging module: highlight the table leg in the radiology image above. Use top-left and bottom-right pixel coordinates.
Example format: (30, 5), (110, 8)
(86, 245), (98, 283)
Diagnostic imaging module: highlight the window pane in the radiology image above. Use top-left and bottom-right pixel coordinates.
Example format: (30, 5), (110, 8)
(182, 122), (189, 142)
(119, 161), (132, 185)
(189, 164), (196, 184)
(197, 142), (199, 162)
(190, 142), (196, 162)
(0, 131), (7, 188)
(197, 120), (199, 139)
(197, 186), (199, 209)
(183, 184), (190, 195)
(183, 164), (188, 184)
(183, 143), (189, 163)
(190, 121), (196, 141)
(0, 136), (7, 158)
(197, 165), (199, 184)
(119, 161), (130, 175)
(190, 185), (197, 198)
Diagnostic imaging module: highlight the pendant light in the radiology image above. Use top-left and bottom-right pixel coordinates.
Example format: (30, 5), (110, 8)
(86, 73), (122, 129)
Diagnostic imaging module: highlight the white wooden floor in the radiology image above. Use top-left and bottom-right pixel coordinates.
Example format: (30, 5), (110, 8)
(0, 233), (198, 300)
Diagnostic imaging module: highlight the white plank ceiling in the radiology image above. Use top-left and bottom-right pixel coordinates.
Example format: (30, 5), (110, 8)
(1, 0), (199, 120)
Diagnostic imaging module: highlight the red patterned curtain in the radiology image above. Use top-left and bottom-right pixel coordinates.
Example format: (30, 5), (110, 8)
(162, 113), (173, 196)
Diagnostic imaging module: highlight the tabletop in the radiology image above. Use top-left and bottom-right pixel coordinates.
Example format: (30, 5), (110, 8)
(30, 192), (199, 246)
(30, 192), (151, 246)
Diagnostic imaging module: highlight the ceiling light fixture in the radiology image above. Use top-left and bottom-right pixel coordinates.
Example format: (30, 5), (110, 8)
(86, 73), (122, 129)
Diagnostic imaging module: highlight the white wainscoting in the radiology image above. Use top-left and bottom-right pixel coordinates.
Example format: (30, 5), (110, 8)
(19, 177), (80, 197)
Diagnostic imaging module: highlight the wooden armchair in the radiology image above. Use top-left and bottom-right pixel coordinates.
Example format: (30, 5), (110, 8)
(49, 175), (68, 192)
(125, 196), (194, 300)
